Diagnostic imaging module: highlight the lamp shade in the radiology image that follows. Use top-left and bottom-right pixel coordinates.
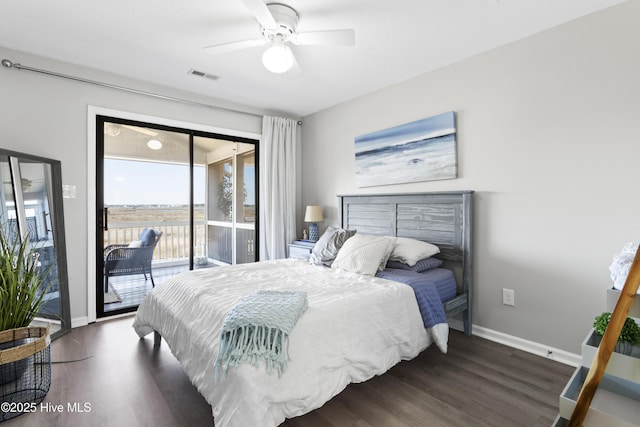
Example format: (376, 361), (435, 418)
(304, 206), (323, 223)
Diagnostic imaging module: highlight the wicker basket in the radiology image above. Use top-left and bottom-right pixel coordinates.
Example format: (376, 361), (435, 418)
(0, 326), (51, 422)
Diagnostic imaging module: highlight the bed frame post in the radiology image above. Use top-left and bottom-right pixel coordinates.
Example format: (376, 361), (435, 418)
(154, 331), (161, 348)
(462, 192), (473, 336)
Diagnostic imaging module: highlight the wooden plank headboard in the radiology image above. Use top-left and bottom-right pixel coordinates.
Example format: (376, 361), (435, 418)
(338, 191), (474, 334)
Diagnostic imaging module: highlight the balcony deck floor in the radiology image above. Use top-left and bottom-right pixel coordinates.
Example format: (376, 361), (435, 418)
(104, 263), (216, 314)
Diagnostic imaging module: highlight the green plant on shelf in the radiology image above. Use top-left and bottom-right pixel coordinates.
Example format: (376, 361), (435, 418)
(593, 312), (640, 345)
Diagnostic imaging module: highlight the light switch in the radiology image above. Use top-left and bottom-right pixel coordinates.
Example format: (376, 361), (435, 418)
(62, 184), (76, 199)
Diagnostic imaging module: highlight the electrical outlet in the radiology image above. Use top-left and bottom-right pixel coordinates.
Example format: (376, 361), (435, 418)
(502, 288), (515, 306)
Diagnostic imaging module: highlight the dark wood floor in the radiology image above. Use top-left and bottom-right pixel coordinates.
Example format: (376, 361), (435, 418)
(3, 316), (573, 427)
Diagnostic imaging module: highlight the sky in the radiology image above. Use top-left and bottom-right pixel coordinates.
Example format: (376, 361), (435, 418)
(104, 159), (255, 206)
(354, 111), (456, 154)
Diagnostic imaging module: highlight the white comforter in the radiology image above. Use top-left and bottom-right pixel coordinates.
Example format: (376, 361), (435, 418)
(133, 258), (439, 427)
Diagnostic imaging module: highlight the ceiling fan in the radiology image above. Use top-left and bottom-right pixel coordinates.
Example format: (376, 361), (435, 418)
(3, 178), (33, 192)
(204, 0), (355, 74)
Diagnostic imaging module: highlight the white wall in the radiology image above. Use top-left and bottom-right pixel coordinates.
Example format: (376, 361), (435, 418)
(300, 1), (640, 354)
(0, 47), (268, 324)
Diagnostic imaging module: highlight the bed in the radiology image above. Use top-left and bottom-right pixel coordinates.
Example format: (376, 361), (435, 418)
(338, 192), (473, 334)
(133, 191), (473, 426)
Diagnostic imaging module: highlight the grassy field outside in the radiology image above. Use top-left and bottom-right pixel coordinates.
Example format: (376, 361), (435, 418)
(105, 205), (204, 260)
(104, 205), (254, 261)
(106, 205), (204, 223)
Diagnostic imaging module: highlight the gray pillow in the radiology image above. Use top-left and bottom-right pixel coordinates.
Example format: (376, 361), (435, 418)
(138, 228), (156, 247)
(309, 226), (356, 266)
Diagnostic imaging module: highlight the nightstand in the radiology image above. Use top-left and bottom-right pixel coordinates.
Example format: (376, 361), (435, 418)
(288, 240), (315, 260)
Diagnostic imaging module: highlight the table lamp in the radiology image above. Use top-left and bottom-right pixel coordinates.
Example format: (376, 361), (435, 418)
(304, 205), (323, 242)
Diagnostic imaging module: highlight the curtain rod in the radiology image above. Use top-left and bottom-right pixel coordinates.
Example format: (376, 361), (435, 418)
(1, 58), (282, 122)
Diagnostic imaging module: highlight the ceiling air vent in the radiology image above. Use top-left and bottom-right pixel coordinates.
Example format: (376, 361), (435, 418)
(187, 69), (220, 81)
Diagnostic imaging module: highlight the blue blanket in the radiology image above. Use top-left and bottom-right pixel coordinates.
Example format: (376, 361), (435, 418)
(376, 268), (448, 329)
(214, 290), (308, 380)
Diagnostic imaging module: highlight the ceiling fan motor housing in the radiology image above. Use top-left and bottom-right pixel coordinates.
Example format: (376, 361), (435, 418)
(262, 3), (299, 42)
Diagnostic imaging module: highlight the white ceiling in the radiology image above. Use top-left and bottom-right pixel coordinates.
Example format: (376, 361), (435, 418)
(0, 0), (626, 117)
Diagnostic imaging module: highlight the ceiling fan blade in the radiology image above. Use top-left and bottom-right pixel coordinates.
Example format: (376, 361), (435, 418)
(284, 50), (302, 78)
(292, 29), (355, 46)
(204, 38), (266, 55)
(239, 0), (277, 29)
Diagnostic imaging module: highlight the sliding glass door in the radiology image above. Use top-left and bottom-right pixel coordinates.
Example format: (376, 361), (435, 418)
(205, 141), (256, 265)
(96, 117), (258, 318)
(234, 148), (256, 263)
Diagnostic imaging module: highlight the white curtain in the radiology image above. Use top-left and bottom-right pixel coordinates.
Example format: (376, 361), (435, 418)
(259, 116), (297, 260)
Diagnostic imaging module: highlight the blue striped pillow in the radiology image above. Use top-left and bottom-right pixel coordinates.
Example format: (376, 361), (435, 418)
(385, 257), (443, 272)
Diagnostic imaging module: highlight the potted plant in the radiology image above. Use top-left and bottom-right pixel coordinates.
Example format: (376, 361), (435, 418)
(593, 311), (640, 355)
(0, 229), (52, 385)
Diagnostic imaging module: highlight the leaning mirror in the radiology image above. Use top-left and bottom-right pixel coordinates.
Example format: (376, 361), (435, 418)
(0, 148), (71, 340)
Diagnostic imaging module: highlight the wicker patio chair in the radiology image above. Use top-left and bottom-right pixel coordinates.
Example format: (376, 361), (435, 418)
(103, 229), (162, 293)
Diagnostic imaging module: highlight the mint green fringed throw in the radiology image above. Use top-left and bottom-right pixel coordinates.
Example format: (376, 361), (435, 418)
(214, 290), (308, 380)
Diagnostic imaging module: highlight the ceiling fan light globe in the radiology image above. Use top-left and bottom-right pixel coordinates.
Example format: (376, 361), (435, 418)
(262, 44), (293, 73)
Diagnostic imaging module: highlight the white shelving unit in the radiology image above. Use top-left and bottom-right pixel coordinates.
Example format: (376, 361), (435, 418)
(554, 291), (640, 426)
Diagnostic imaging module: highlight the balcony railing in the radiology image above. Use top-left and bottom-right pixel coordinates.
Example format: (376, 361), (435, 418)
(104, 220), (255, 265)
(105, 221), (206, 265)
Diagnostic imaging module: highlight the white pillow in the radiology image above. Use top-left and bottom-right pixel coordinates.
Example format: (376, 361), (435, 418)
(389, 237), (440, 266)
(331, 234), (395, 276)
(128, 240), (143, 248)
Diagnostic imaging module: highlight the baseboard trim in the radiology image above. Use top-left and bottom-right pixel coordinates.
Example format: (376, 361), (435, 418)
(72, 312), (138, 328)
(473, 325), (581, 367)
(71, 316), (89, 328)
(448, 319), (580, 367)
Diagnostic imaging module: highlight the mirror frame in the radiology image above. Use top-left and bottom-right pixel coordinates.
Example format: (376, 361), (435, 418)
(0, 148), (71, 340)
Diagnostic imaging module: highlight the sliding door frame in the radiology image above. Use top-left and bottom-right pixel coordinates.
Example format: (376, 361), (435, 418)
(87, 106), (261, 323)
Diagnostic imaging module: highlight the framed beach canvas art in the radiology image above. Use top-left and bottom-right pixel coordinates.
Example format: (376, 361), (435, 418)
(355, 112), (457, 187)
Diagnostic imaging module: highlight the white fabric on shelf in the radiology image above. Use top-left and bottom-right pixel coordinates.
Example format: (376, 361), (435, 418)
(609, 241), (640, 293)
